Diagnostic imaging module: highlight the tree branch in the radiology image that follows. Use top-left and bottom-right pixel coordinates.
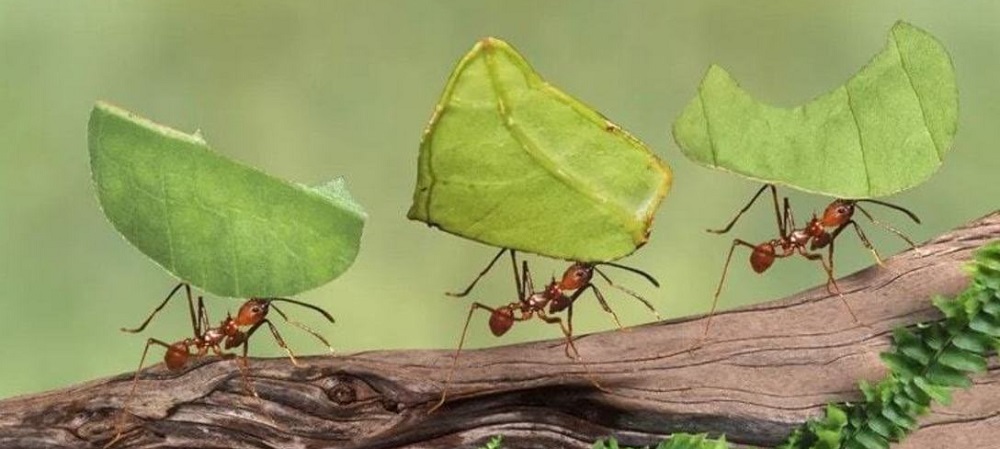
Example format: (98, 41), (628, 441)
(3, 212), (999, 449)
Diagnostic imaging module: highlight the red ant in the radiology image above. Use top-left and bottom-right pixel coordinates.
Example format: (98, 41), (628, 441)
(447, 248), (662, 329)
(698, 184), (920, 344)
(431, 249), (659, 411)
(105, 283), (335, 447)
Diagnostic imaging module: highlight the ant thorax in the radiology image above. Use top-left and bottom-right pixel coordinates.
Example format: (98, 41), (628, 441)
(526, 291), (549, 309)
(203, 327), (227, 345)
(788, 228), (811, 246)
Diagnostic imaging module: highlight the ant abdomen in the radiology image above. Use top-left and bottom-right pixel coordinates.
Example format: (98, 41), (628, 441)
(164, 342), (190, 371)
(750, 245), (775, 273)
(489, 309), (514, 336)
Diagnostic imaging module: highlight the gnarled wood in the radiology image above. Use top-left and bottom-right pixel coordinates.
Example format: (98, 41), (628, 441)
(2, 212), (999, 449)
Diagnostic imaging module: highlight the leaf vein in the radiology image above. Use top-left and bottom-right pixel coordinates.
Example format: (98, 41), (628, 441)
(843, 85), (873, 196)
(481, 49), (631, 228)
(892, 29), (943, 161)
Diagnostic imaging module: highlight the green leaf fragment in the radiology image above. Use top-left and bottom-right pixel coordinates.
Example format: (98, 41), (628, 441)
(409, 37), (672, 262)
(970, 313), (1000, 337)
(938, 346), (988, 372)
(881, 403), (916, 430)
(672, 21), (957, 198)
(853, 428), (888, 449)
(952, 330), (995, 353)
(925, 363), (972, 388)
(913, 376), (952, 405)
(880, 353), (920, 378)
(89, 102), (366, 297)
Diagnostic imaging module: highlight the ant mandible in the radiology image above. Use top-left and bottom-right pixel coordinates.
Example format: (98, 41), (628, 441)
(105, 283), (335, 448)
(698, 184), (920, 344)
(430, 249), (660, 412)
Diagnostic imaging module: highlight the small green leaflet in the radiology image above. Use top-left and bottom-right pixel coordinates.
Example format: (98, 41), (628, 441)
(673, 21), (957, 198)
(89, 102), (366, 298)
(409, 38), (672, 262)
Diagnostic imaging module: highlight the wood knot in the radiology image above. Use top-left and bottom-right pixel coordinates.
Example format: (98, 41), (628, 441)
(326, 383), (357, 405)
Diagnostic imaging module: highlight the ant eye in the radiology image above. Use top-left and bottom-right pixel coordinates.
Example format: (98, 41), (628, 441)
(251, 306), (261, 313)
(838, 207), (848, 214)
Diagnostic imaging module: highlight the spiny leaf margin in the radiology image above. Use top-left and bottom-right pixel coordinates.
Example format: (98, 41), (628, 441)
(779, 240), (1000, 449)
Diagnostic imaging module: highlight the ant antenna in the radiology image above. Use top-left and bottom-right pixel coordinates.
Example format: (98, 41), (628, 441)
(854, 199), (921, 224)
(594, 261), (660, 287)
(854, 204), (919, 249)
(260, 297), (336, 323)
(269, 304), (335, 353)
(592, 268), (660, 320)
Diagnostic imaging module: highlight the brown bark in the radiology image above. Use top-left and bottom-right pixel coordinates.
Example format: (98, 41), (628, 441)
(2, 212), (999, 449)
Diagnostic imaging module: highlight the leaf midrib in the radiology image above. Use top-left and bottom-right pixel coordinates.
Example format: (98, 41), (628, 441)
(481, 47), (634, 231)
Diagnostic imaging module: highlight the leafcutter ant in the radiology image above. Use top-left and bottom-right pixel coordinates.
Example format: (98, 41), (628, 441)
(447, 248), (661, 330)
(105, 283), (335, 447)
(430, 249), (660, 412)
(698, 184), (920, 345)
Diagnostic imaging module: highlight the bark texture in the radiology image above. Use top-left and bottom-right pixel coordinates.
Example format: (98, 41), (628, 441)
(2, 212), (999, 449)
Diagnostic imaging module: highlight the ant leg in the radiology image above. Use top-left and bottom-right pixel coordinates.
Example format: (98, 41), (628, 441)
(564, 300), (576, 359)
(576, 283), (625, 330)
(845, 219), (884, 266)
(782, 196), (796, 237)
(446, 248), (508, 297)
(695, 239), (758, 351)
(798, 247), (858, 323)
(521, 260), (534, 297)
(227, 343), (260, 398)
(430, 302), (497, 413)
(593, 268), (661, 320)
(510, 250), (523, 300)
(825, 241), (841, 295)
(106, 338), (176, 449)
(855, 205), (919, 250)
(269, 304), (334, 353)
(257, 319), (300, 366)
(708, 184), (778, 234)
(121, 283), (193, 334)
(195, 295), (211, 337)
(537, 311), (607, 392)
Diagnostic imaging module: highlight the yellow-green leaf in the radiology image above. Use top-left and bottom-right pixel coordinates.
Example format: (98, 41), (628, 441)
(408, 38), (671, 262)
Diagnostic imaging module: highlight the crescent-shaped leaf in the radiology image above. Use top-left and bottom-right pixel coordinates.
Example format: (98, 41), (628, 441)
(673, 21), (957, 198)
(89, 102), (366, 298)
(408, 38), (672, 262)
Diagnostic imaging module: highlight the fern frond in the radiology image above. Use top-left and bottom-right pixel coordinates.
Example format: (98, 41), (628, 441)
(779, 241), (1000, 449)
(592, 434), (729, 449)
(477, 435), (504, 449)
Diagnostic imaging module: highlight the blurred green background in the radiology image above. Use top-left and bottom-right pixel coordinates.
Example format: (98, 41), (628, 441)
(1, 2), (997, 399)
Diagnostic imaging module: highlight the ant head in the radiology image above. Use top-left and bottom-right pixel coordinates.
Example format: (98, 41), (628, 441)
(558, 263), (594, 290)
(820, 200), (855, 227)
(488, 306), (515, 337)
(235, 299), (271, 326)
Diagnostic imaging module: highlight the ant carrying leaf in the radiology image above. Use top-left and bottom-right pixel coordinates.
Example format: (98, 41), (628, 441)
(105, 283), (335, 448)
(431, 249), (660, 412)
(697, 184), (920, 348)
